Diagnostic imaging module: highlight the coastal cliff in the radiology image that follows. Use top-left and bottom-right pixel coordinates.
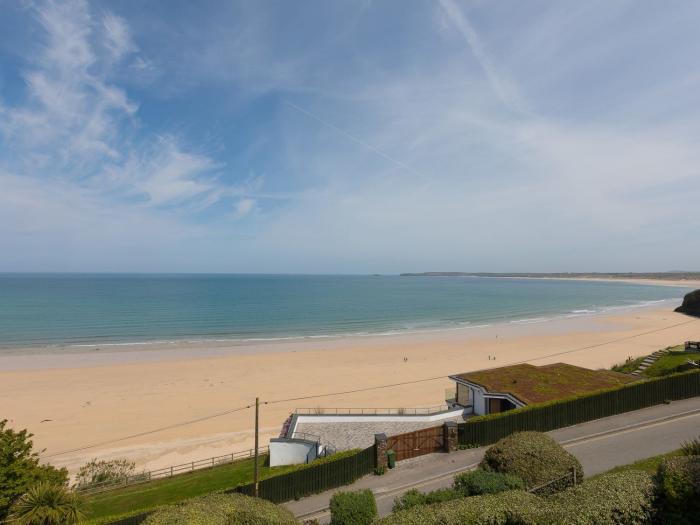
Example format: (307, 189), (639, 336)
(675, 289), (700, 317)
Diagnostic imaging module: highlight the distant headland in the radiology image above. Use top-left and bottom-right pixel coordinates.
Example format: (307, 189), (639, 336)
(399, 272), (700, 282)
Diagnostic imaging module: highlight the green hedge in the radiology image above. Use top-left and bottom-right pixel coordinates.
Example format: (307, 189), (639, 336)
(392, 488), (463, 512)
(329, 489), (377, 525)
(453, 470), (525, 496)
(656, 455), (700, 524)
(233, 446), (375, 503)
(141, 493), (296, 525)
(458, 370), (700, 446)
(376, 471), (655, 525)
(480, 432), (582, 494)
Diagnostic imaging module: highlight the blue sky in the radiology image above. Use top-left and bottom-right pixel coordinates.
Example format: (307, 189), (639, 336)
(0, 0), (698, 273)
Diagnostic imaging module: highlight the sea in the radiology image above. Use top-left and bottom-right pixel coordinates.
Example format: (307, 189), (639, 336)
(0, 274), (691, 350)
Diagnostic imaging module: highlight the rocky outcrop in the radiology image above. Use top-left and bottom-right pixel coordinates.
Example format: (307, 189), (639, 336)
(675, 289), (700, 317)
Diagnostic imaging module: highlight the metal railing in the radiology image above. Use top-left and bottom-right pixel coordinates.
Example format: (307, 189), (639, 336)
(293, 404), (454, 416)
(289, 431), (321, 442)
(75, 446), (269, 495)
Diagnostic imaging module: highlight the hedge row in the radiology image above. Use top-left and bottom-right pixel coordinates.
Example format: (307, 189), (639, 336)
(377, 470), (655, 524)
(459, 369), (700, 446)
(141, 493), (296, 525)
(233, 446), (375, 503)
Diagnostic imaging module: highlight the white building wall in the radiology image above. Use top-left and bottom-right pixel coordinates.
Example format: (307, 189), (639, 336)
(269, 439), (318, 467)
(472, 387), (487, 416)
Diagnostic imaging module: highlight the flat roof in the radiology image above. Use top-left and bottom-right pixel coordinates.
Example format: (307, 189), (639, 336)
(450, 363), (638, 405)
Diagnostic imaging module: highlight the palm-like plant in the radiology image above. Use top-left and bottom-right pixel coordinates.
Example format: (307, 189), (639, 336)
(8, 482), (84, 525)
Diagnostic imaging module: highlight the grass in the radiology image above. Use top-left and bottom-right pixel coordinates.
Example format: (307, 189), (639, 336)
(610, 355), (646, 374)
(643, 349), (700, 377)
(82, 454), (297, 524)
(83, 449), (363, 524)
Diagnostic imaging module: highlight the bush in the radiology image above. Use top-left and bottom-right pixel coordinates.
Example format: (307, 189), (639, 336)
(142, 492), (297, 525)
(8, 482), (84, 525)
(392, 488), (462, 512)
(75, 458), (136, 489)
(329, 489), (377, 525)
(479, 431), (582, 493)
(377, 471), (654, 525)
(656, 455), (700, 524)
(545, 470), (655, 524)
(0, 420), (69, 520)
(680, 436), (700, 456)
(453, 469), (525, 496)
(378, 490), (540, 525)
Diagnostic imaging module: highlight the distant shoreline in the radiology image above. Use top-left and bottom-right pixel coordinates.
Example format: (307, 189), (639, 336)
(400, 272), (700, 288)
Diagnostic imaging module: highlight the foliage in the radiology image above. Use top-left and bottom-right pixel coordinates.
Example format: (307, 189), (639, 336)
(373, 466), (385, 476)
(656, 455), (700, 524)
(8, 482), (84, 525)
(392, 488), (462, 512)
(0, 419), (69, 520)
(75, 458), (136, 489)
(329, 489), (377, 525)
(377, 471), (654, 525)
(610, 355), (645, 373)
(680, 436), (700, 456)
(452, 469), (524, 496)
(545, 470), (655, 524)
(479, 431), (582, 493)
(379, 490), (540, 525)
(141, 492), (296, 525)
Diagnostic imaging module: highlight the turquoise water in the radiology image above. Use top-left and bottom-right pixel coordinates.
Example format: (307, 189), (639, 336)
(0, 274), (690, 349)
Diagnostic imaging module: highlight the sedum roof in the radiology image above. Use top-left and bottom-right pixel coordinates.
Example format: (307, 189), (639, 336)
(450, 363), (638, 405)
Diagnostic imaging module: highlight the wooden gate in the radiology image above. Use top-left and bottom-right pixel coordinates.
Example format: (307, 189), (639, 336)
(386, 425), (444, 461)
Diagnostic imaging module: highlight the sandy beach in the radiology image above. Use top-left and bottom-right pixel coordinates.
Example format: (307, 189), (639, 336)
(1, 300), (698, 476)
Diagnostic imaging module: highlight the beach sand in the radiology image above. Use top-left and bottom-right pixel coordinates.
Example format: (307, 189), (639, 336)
(1, 305), (699, 475)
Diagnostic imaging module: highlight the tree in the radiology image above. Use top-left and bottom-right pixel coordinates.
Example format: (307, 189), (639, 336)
(0, 419), (68, 520)
(8, 482), (84, 525)
(75, 458), (135, 489)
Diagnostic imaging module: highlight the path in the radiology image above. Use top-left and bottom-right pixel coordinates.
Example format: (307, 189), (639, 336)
(285, 396), (700, 522)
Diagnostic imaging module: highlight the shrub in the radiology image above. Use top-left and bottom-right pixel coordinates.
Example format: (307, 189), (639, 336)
(656, 455), (700, 524)
(142, 492), (297, 525)
(0, 420), (69, 520)
(392, 488), (462, 512)
(479, 431), (582, 493)
(453, 469), (525, 496)
(329, 489), (377, 525)
(544, 470), (655, 524)
(378, 490), (540, 525)
(680, 436), (700, 456)
(377, 471), (654, 525)
(7, 482), (84, 525)
(74, 458), (136, 489)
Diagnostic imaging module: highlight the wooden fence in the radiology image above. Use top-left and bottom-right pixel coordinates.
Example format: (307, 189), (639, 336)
(233, 445), (375, 503)
(386, 424), (444, 461)
(459, 370), (700, 446)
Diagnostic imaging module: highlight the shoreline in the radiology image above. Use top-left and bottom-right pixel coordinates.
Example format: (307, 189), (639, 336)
(1, 303), (699, 475)
(0, 294), (691, 369)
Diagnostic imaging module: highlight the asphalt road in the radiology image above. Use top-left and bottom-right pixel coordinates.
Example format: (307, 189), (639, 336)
(286, 396), (700, 522)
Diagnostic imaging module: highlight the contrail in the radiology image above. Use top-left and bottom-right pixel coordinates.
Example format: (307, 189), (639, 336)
(438, 0), (525, 113)
(284, 100), (429, 181)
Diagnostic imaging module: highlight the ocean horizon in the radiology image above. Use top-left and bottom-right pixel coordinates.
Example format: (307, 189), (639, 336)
(0, 273), (691, 350)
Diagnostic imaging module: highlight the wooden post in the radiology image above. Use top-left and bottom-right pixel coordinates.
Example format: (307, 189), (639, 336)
(572, 466), (577, 485)
(254, 397), (260, 497)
